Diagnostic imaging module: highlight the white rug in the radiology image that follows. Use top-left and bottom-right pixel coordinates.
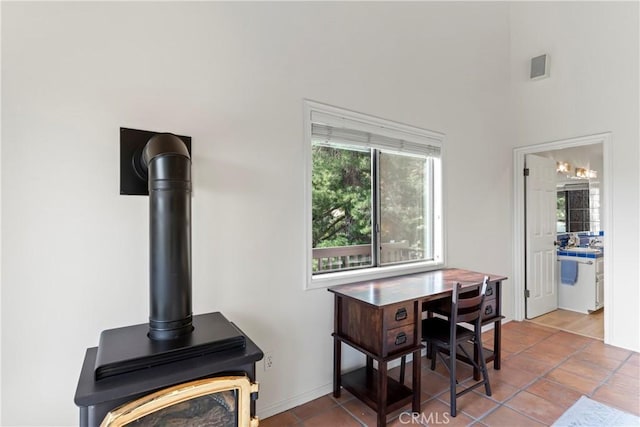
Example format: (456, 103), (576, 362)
(552, 396), (640, 427)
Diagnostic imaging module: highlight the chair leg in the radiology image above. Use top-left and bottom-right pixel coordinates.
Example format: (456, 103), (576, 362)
(450, 344), (457, 417)
(473, 334), (480, 381)
(430, 346), (437, 371)
(476, 333), (492, 396)
(399, 355), (406, 385)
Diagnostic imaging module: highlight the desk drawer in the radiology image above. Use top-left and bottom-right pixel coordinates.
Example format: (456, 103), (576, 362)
(383, 302), (415, 328)
(482, 299), (498, 320)
(484, 281), (498, 299)
(385, 324), (415, 354)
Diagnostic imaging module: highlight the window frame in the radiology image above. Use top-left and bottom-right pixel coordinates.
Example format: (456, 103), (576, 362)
(304, 100), (446, 290)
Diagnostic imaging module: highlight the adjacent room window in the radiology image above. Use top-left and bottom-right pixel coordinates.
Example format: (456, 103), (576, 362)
(304, 101), (444, 288)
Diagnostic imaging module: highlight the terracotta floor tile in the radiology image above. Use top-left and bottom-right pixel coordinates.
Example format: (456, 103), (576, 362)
(617, 359), (640, 378)
(584, 340), (633, 361)
(592, 384), (640, 416)
(525, 378), (583, 410)
(505, 391), (566, 425)
(606, 371), (640, 394)
(503, 353), (555, 376)
(330, 388), (356, 405)
(500, 329), (549, 346)
(418, 398), (473, 426)
(386, 411), (427, 427)
(489, 365), (538, 389)
(542, 330), (595, 350)
(431, 356), (475, 380)
(420, 370), (451, 398)
(497, 349), (514, 361)
(556, 357), (612, 382)
(571, 349), (626, 370)
(475, 379), (519, 403)
(544, 367), (601, 395)
(525, 339), (580, 359)
(259, 410), (300, 427)
(626, 352), (640, 366)
(291, 395), (337, 420)
(520, 322), (558, 336)
(479, 405), (545, 427)
(342, 397), (379, 426)
(302, 406), (362, 427)
(521, 341), (575, 365)
(500, 336), (532, 354)
(437, 388), (498, 419)
(511, 320), (557, 334)
(501, 321), (532, 333)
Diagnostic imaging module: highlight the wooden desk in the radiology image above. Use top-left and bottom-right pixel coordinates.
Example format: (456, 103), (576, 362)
(328, 268), (507, 427)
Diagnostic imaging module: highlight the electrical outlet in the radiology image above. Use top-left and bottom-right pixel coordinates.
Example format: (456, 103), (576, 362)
(264, 353), (274, 371)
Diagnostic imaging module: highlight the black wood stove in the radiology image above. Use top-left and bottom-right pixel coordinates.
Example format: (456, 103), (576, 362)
(74, 129), (263, 426)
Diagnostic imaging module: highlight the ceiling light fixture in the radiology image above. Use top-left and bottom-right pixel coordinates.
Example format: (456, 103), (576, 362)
(556, 161), (572, 173)
(574, 167), (597, 179)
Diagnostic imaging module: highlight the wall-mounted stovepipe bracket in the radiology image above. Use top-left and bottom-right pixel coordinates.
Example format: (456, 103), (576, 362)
(120, 127), (192, 196)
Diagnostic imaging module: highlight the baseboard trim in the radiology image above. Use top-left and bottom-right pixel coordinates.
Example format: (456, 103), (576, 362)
(256, 382), (334, 420)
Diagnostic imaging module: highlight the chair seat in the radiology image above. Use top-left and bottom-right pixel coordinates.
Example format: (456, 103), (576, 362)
(422, 317), (474, 344)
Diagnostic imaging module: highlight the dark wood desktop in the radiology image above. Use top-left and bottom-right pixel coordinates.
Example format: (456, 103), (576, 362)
(329, 268), (507, 427)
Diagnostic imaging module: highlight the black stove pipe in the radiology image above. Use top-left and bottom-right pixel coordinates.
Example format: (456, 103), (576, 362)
(142, 134), (193, 341)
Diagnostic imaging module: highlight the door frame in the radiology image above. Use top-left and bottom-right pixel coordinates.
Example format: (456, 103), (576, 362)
(512, 132), (612, 341)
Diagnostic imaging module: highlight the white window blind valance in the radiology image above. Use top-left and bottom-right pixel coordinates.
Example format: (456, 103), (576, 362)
(310, 109), (442, 158)
(311, 124), (440, 158)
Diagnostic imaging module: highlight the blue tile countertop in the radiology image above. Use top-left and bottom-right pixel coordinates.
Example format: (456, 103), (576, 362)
(557, 248), (603, 259)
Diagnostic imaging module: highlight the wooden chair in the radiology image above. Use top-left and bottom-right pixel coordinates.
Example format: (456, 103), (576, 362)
(426, 279), (492, 417)
(399, 278), (492, 417)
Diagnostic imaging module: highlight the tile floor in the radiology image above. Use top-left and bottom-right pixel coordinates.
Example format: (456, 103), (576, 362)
(260, 321), (640, 426)
(528, 308), (604, 340)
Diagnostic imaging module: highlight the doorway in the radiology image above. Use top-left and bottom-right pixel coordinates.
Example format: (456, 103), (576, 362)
(513, 133), (612, 341)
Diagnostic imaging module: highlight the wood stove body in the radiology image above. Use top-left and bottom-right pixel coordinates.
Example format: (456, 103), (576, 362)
(74, 130), (263, 426)
(75, 313), (263, 426)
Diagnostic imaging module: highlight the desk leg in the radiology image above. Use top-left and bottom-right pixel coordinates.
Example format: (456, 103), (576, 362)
(333, 337), (341, 398)
(365, 356), (374, 390)
(377, 360), (388, 427)
(412, 348), (421, 414)
(494, 319), (502, 370)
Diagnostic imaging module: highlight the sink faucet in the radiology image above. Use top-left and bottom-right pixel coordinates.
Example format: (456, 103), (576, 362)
(567, 233), (579, 247)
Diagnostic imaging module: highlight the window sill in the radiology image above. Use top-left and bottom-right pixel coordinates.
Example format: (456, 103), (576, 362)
(307, 260), (445, 290)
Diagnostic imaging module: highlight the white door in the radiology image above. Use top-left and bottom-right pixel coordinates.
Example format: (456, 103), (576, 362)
(525, 154), (558, 318)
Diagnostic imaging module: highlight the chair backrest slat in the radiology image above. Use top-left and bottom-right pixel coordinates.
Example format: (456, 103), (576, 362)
(450, 276), (489, 326)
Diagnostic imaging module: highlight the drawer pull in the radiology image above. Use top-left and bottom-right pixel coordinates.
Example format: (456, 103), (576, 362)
(486, 286), (494, 297)
(484, 305), (493, 316)
(395, 332), (407, 346)
(395, 308), (408, 321)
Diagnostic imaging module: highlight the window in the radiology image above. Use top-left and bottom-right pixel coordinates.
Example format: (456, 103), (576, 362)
(556, 191), (567, 232)
(304, 101), (444, 288)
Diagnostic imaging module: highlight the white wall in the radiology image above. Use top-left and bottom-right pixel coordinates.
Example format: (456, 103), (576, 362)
(509, 2), (639, 351)
(0, 3), (3, 422)
(1, 2), (512, 425)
